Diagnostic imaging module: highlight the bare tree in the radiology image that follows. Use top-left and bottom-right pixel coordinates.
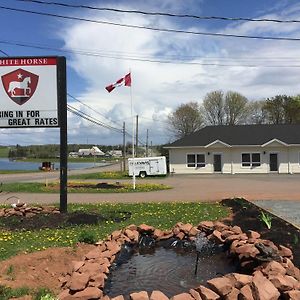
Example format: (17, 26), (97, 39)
(202, 90), (225, 125)
(246, 100), (268, 124)
(224, 91), (249, 125)
(167, 102), (203, 139)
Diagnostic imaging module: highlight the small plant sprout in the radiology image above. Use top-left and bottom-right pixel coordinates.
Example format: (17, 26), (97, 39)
(260, 211), (272, 229)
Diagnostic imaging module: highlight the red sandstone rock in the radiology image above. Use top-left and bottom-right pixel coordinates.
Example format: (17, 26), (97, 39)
(269, 274), (297, 292)
(176, 232), (185, 240)
(262, 261), (287, 276)
(278, 245), (293, 259)
(124, 229), (138, 240)
(189, 226), (200, 236)
(179, 223), (193, 234)
(225, 273), (252, 289)
(221, 230), (235, 239)
(111, 296), (125, 300)
(101, 296), (111, 300)
(195, 285), (220, 300)
(234, 244), (260, 258)
(239, 284), (254, 300)
(153, 229), (164, 239)
(251, 271), (280, 300)
(158, 232), (174, 240)
(207, 277), (233, 296)
(130, 291), (149, 300)
(110, 230), (123, 240)
(106, 240), (121, 252)
(71, 287), (102, 299)
(88, 273), (105, 288)
(150, 290), (169, 300)
(138, 224), (154, 233)
(281, 258), (300, 280)
(209, 230), (225, 244)
(171, 293), (194, 300)
(213, 221), (229, 231)
(246, 230), (261, 239)
(189, 289), (202, 300)
(71, 261), (85, 272)
(225, 233), (248, 243)
(198, 221), (214, 230)
(58, 289), (72, 300)
(79, 262), (102, 275)
(283, 290), (300, 299)
(85, 247), (103, 260)
(231, 226), (243, 234)
(224, 287), (239, 300)
(126, 224), (138, 231)
(67, 272), (90, 291)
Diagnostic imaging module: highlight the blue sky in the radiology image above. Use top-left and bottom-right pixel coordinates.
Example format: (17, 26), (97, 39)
(1, 0), (300, 146)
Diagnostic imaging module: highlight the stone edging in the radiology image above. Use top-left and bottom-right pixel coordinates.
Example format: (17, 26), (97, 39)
(58, 221), (300, 300)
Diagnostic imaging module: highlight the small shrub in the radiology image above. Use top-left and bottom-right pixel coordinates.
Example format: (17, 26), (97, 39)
(33, 287), (54, 300)
(78, 230), (97, 244)
(40, 294), (58, 300)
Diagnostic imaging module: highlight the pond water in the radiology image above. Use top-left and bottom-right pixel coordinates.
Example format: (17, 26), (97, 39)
(0, 158), (109, 171)
(104, 244), (237, 299)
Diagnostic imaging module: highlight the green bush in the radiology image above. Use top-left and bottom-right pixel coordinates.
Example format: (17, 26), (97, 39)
(78, 230), (97, 244)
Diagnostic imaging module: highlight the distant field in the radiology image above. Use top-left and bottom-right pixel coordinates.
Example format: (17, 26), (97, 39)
(0, 147), (9, 157)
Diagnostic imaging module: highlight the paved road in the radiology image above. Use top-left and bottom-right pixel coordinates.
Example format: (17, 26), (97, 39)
(1, 173), (300, 205)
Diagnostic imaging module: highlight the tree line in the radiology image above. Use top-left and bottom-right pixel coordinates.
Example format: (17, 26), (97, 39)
(8, 144), (124, 159)
(167, 91), (300, 139)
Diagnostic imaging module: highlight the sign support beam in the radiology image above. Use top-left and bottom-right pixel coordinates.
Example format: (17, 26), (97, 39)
(58, 57), (68, 213)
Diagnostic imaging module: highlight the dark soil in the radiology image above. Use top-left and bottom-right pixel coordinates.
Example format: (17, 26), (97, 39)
(0, 210), (132, 231)
(221, 198), (300, 268)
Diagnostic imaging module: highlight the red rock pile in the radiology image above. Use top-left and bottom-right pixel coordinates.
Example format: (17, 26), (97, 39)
(58, 221), (300, 300)
(0, 204), (60, 217)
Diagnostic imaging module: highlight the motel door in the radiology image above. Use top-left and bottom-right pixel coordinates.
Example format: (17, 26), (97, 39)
(213, 154), (222, 172)
(269, 153), (278, 172)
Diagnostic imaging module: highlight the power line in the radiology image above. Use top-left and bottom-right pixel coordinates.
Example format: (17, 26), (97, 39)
(2, 39), (300, 68)
(67, 104), (122, 133)
(15, 0), (300, 24)
(1, 5), (300, 42)
(0, 49), (9, 56)
(67, 93), (122, 128)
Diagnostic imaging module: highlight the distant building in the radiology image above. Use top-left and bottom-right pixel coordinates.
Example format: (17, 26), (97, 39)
(78, 146), (105, 157)
(107, 150), (123, 157)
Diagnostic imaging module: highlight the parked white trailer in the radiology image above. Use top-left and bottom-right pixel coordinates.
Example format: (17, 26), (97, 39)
(128, 156), (167, 178)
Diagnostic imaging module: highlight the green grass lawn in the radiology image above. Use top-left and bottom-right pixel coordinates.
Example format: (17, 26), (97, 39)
(0, 202), (230, 261)
(0, 147), (9, 157)
(0, 181), (171, 193)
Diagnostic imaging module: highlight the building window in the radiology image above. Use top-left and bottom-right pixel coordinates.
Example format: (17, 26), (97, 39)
(187, 154), (205, 168)
(242, 153), (261, 167)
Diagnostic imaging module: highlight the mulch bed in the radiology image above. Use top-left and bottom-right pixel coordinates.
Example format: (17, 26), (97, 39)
(221, 198), (300, 268)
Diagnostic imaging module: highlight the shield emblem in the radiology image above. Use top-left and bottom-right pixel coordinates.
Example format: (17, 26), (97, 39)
(1, 68), (39, 105)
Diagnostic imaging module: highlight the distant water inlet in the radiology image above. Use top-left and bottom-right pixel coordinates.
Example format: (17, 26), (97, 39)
(0, 158), (109, 171)
(104, 235), (237, 299)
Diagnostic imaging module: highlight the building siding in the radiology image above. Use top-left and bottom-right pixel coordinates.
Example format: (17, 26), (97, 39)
(169, 146), (300, 174)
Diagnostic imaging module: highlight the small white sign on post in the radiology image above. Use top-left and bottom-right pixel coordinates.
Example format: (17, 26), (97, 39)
(0, 57), (59, 128)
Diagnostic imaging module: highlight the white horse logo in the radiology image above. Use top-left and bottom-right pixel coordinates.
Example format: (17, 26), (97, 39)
(8, 77), (31, 97)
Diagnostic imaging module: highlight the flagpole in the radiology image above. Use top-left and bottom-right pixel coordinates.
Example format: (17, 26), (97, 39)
(130, 71), (136, 190)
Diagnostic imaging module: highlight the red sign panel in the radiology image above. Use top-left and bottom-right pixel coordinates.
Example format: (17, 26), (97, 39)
(1, 68), (39, 105)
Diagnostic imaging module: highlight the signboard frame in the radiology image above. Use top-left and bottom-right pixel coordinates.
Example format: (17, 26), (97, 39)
(0, 56), (68, 212)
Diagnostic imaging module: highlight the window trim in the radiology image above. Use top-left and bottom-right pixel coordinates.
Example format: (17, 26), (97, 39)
(186, 153), (206, 168)
(241, 152), (261, 168)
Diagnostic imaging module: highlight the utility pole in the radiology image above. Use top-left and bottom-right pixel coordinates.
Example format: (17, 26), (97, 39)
(135, 115), (138, 157)
(146, 129), (149, 157)
(150, 140), (152, 156)
(123, 122), (126, 172)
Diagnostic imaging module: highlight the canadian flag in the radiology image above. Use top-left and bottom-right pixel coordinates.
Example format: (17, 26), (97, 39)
(105, 73), (131, 93)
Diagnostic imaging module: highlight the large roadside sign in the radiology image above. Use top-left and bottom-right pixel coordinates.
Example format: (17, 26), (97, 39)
(0, 56), (61, 128)
(0, 56), (68, 213)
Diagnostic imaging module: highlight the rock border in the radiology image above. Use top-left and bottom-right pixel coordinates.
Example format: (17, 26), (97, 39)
(59, 221), (300, 300)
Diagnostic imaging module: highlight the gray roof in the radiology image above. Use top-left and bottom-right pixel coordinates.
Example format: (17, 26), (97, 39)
(167, 124), (300, 147)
